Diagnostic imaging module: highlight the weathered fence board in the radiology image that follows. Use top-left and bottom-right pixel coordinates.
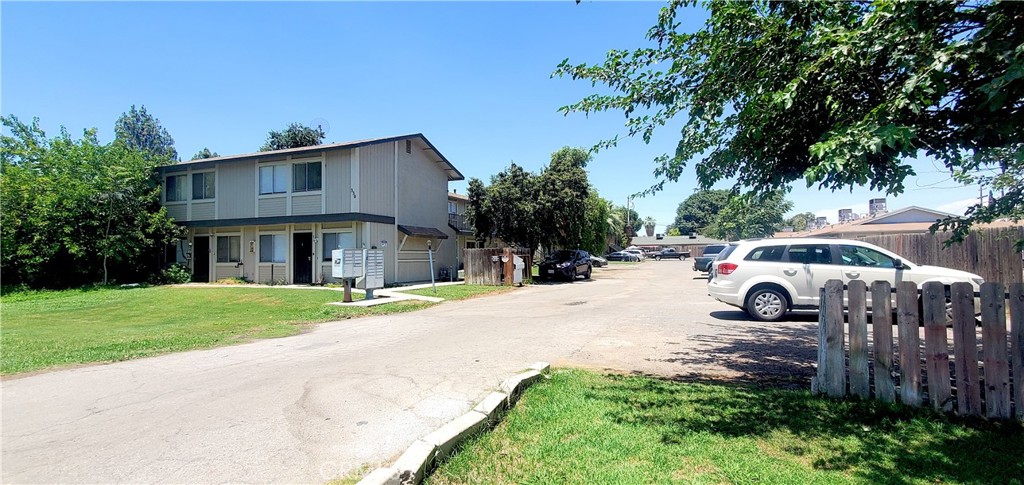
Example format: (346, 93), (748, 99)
(922, 282), (953, 412)
(848, 280), (869, 399)
(861, 227), (1023, 285)
(897, 281), (922, 407)
(817, 280), (846, 398)
(1010, 283), (1024, 420)
(951, 282), (981, 416)
(871, 281), (896, 402)
(818, 278), (1020, 421)
(981, 282), (1011, 419)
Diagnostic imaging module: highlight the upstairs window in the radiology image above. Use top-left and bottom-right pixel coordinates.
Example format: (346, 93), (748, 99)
(216, 236), (240, 263)
(259, 165), (288, 195)
(292, 162), (322, 192)
(192, 172), (215, 200)
(165, 175), (186, 202)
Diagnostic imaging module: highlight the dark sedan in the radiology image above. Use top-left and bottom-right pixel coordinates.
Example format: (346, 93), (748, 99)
(537, 249), (593, 281)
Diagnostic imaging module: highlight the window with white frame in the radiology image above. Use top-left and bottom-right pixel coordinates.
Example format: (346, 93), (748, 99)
(165, 174), (186, 202)
(321, 232), (354, 261)
(259, 234), (287, 263)
(259, 165), (288, 195)
(292, 161), (322, 192)
(216, 236), (241, 263)
(192, 172), (215, 200)
(448, 201), (457, 214)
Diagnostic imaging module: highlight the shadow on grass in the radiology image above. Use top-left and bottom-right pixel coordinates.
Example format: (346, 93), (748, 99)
(587, 374), (1024, 485)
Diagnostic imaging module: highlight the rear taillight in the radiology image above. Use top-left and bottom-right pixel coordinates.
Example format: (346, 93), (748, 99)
(717, 262), (738, 275)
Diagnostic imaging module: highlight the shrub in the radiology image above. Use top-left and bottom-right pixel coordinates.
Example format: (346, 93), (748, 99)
(161, 264), (192, 284)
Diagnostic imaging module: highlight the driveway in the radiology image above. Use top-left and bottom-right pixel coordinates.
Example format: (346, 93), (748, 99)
(2, 262), (818, 484)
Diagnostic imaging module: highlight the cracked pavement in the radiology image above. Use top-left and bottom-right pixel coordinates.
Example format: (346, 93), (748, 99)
(2, 262), (818, 483)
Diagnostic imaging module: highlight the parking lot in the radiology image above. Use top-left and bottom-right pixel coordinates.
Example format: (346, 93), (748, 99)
(2, 261), (819, 484)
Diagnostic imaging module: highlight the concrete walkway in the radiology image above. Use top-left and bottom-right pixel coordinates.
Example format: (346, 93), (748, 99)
(2, 263), (818, 484)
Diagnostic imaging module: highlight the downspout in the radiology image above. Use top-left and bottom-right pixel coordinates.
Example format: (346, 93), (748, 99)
(394, 141), (399, 282)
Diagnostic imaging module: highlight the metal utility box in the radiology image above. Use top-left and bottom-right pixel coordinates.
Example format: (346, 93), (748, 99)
(363, 249), (385, 289)
(512, 255), (525, 285)
(332, 248), (364, 279)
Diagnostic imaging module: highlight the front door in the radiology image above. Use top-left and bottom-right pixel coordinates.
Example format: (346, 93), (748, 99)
(192, 236), (210, 283)
(293, 233), (313, 284)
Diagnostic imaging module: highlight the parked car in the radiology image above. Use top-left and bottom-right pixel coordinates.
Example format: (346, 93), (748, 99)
(693, 244), (728, 272)
(623, 249), (646, 261)
(707, 238), (984, 322)
(652, 248), (690, 261)
(590, 255), (608, 267)
(538, 249), (593, 281)
(605, 251), (640, 262)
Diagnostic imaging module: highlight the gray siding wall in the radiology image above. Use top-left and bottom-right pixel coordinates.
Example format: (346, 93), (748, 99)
(166, 204), (187, 222)
(217, 161), (255, 219)
(363, 222), (396, 284)
(324, 149), (352, 213)
(359, 143), (396, 217)
(192, 202), (215, 220)
(259, 197), (287, 217)
(292, 194), (322, 215)
(869, 209), (945, 224)
(398, 138), (457, 273)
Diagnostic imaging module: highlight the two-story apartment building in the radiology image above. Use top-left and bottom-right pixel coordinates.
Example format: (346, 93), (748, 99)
(158, 134), (463, 286)
(447, 191), (475, 268)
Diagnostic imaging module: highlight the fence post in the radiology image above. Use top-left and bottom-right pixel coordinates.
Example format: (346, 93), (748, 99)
(897, 281), (922, 407)
(981, 282), (1011, 419)
(821, 279), (846, 398)
(871, 281), (896, 402)
(951, 282), (981, 416)
(848, 280), (869, 399)
(1009, 283), (1024, 420)
(922, 281), (953, 412)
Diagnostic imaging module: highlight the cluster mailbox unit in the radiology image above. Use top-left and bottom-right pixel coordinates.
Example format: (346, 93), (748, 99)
(331, 249), (385, 301)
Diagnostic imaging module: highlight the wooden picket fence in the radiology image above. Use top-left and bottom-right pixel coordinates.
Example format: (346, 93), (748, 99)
(463, 247), (532, 285)
(813, 279), (1024, 420)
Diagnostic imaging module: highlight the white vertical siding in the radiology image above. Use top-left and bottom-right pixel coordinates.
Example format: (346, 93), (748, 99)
(217, 161), (255, 219)
(359, 143), (396, 217)
(362, 222), (396, 284)
(398, 138), (457, 273)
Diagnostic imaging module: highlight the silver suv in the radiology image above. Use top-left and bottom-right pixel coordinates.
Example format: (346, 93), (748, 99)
(707, 238), (984, 322)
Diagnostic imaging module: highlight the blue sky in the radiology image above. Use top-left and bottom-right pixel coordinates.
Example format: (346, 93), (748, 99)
(2, 1), (984, 232)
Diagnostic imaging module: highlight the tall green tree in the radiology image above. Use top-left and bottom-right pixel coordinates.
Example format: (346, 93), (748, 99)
(478, 163), (543, 254)
(114, 105), (178, 162)
(537, 147), (592, 251)
(673, 189), (731, 235)
(464, 177), (493, 246)
(555, 0), (1024, 245)
(580, 192), (611, 255)
(704, 191), (793, 240)
(1, 115), (179, 288)
(260, 123), (325, 151)
(605, 200), (625, 247)
(784, 212), (819, 232)
(191, 147), (220, 160)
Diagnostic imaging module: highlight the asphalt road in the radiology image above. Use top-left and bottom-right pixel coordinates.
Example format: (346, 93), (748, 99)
(1, 261), (818, 484)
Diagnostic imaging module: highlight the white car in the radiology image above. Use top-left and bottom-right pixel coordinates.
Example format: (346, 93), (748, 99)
(708, 238), (984, 322)
(623, 249), (646, 261)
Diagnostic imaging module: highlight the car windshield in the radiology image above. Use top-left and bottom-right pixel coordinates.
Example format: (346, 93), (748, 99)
(547, 250), (575, 261)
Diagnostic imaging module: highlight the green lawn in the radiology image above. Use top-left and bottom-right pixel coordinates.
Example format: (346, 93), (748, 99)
(427, 369), (1024, 485)
(0, 286), (430, 375)
(400, 284), (513, 300)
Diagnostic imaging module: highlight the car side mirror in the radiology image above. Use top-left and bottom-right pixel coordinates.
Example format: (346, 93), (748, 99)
(893, 258), (904, 269)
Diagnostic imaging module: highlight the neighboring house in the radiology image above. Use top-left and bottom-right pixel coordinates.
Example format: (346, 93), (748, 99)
(774, 206), (958, 239)
(447, 192), (475, 268)
(157, 134), (463, 286)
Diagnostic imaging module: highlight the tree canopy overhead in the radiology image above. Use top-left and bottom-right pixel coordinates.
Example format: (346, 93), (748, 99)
(555, 0), (1023, 241)
(260, 123), (326, 152)
(114, 105), (178, 162)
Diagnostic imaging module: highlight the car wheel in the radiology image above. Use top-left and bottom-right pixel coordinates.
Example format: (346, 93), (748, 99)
(654, 255), (661, 261)
(584, 265), (592, 279)
(746, 288), (787, 322)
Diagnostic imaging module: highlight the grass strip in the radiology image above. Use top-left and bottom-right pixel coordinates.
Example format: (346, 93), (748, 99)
(428, 369), (1024, 485)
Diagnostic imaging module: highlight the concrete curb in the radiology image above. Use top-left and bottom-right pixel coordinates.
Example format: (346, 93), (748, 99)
(355, 362), (551, 485)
